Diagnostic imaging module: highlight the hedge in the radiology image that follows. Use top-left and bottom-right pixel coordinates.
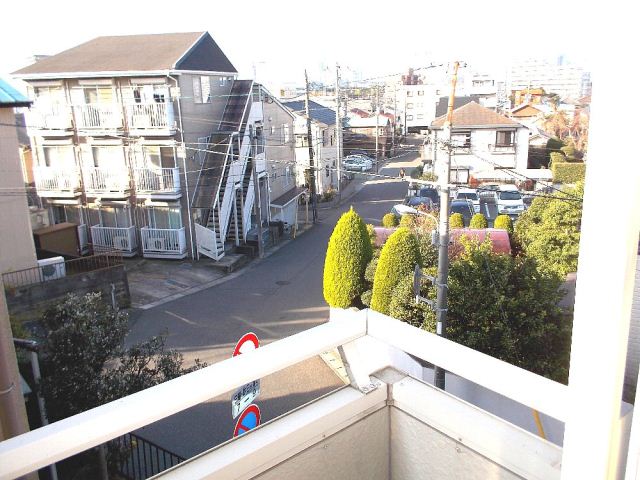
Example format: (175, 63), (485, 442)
(323, 208), (373, 308)
(370, 227), (420, 315)
(549, 151), (566, 166)
(552, 162), (586, 184)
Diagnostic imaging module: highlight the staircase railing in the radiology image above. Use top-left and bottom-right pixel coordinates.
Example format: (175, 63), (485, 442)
(243, 173), (255, 242)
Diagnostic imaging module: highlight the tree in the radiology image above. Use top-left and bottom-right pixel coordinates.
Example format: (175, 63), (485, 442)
(445, 237), (571, 382)
(382, 213), (398, 227)
(388, 273), (436, 330)
(39, 293), (204, 422)
(493, 215), (514, 235)
(469, 213), (488, 229)
(515, 182), (584, 276)
(323, 208), (373, 308)
(371, 227), (421, 315)
(450, 213), (464, 229)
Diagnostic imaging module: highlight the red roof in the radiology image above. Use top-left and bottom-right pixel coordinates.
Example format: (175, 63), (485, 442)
(431, 101), (520, 129)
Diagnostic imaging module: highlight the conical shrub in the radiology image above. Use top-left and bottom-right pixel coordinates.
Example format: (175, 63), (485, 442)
(450, 213), (464, 228)
(323, 208), (373, 308)
(494, 214), (514, 235)
(470, 213), (488, 229)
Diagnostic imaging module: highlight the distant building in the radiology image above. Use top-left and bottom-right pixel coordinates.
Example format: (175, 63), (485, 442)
(509, 58), (590, 100)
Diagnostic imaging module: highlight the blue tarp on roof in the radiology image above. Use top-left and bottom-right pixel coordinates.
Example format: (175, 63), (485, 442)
(0, 79), (31, 107)
(282, 100), (336, 126)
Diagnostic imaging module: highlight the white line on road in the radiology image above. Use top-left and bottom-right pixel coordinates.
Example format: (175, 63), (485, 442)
(164, 310), (200, 326)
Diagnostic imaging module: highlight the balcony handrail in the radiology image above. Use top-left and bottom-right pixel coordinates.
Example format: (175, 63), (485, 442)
(33, 165), (81, 191)
(134, 167), (180, 193)
(0, 318), (366, 479)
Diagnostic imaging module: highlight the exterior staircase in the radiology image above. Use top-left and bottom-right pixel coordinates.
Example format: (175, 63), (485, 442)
(191, 80), (255, 260)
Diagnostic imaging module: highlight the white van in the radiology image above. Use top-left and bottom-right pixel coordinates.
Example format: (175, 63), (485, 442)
(454, 188), (480, 213)
(496, 185), (525, 215)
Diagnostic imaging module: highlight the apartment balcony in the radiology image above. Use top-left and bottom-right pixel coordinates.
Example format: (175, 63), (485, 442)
(90, 225), (137, 256)
(1, 308), (635, 480)
(126, 102), (177, 136)
(82, 166), (130, 198)
(33, 166), (82, 197)
(74, 103), (124, 133)
(134, 167), (181, 199)
(141, 226), (187, 259)
(488, 143), (517, 154)
(27, 103), (73, 134)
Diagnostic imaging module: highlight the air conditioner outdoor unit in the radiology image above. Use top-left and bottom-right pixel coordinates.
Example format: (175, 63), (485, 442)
(112, 236), (129, 250)
(38, 256), (66, 282)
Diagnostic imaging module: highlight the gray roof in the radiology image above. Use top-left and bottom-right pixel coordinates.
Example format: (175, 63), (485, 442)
(0, 79), (31, 107)
(13, 32), (237, 78)
(282, 100), (336, 126)
(435, 96), (481, 117)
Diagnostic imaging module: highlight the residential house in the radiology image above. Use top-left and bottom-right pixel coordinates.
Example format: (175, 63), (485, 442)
(281, 100), (338, 196)
(344, 114), (392, 159)
(0, 79), (38, 274)
(425, 101), (537, 183)
(13, 32), (274, 261)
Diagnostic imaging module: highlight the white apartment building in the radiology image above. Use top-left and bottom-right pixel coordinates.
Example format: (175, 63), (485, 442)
(395, 84), (439, 133)
(509, 58), (591, 100)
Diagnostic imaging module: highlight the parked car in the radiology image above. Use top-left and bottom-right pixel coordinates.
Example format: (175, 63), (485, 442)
(416, 187), (440, 208)
(454, 188), (480, 213)
(449, 199), (475, 226)
(496, 185), (525, 215)
(391, 204), (420, 218)
(403, 196), (435, 211)
(343, 155), (373, 172)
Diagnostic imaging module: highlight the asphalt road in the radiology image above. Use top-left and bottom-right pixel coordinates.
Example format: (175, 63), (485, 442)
(126, 142), (420, 458)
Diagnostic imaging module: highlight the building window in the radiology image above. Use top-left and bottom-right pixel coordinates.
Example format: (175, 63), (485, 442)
(496, 130), (515, 146)
(147, 206), (182, 229)
(193, 76), (212, 103)
(270, 125), (276, 135)
(325, 165), (330, 177)
(219, 76), (227, 87)
(143, 145), (176, 168)
(42, 145), (74, 167)
(417, 90), (424, 96)
(406, 115), (413, 121)
(406, 91), (413, 97)
(283, 124), (290, 144)
(452, 131), (472, 148)
(295, 134), (309, 148)
(330, 134), (334, 146)
(406, 103), (414, 109)
(285, 166), (292, 186)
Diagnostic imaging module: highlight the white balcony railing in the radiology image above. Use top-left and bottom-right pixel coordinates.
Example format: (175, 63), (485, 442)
(126, 102), (174, 130)
(134, 167), (181, 194)
(488, 143), (517, 154)
(74, 103), (123, 129)
(90, 225), (137, 255)
(141, 227), (186, 258)
(33, 166), (81, 194)
(28, 103), (73, 130)
(82, 166), (130, 194)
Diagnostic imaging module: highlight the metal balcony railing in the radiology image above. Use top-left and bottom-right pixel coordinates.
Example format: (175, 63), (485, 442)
(140, 227), (186, 258)
(488, 143), (517, 154)
(33, 166), (81, 194)
(82, 166), (130, 194)
(28, 103), (73, 130)
(126, 102), (174, 130)
(90, 225), (137, 255)
(74, 103), (123, 129)
(134, 168), (180, 194)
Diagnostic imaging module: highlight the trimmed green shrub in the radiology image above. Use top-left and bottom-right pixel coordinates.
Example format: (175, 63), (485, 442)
(388, 273), (436, 330)
(323, 208), (373, 308)
(552, 162), (586, 184)
(469, 213), (488, 229)
(549, 151), (566, 166)
(382, 213), (398, 227)
(399, 214), (414, 228)
(560, 145), (576, 160)
(546, 137), (564, 152)
(361, 290), (373, 307)
(410, 164), (424, 178)
(450, 213), (465, 229)
(493, 215), (514, 235)
(366, 224), (376, 248)
(371, 227), (421, 315)
(421, 171), (438, 182)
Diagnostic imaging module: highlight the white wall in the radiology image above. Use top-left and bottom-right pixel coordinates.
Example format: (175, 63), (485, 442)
(625, 257), (640, 401)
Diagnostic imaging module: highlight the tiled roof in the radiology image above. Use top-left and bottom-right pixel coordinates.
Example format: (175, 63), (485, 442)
(13, 32), (237, 77)
(0, 79), (31, 107)
(431, 101), (520, 129)
(282, 100), (336, 126)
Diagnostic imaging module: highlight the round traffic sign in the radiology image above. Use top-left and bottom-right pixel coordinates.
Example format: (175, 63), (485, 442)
(232, 332), (260, 357)
(233, 404), (261, 437)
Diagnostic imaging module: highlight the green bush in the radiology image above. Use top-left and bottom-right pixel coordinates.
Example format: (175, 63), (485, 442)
(560, 145), (576, 160)
(469, 213), (488, 229)
(361, 290), (373, 307)
(410, 164), (424, 178)
(549, 151), (566, 166)
(366, 224), (376, 248)
(493, 215), (514, 235)
(388, 273), (436, 330)
(546, 137), (564, 152)
(421, 171), (438, 182)
(552, 162), (586, 184)
(323, 208), (373, 308)
(450, 213), (465, 228)
(382, 213), (398, 227)
(399, 214), (414, 228)
(371, 227), (421, 315)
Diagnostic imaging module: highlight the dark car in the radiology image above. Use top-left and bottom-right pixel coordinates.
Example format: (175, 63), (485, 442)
(417, 187), (440, 207)
(449, 199), (475, 225)
(403, 196), (435, 211)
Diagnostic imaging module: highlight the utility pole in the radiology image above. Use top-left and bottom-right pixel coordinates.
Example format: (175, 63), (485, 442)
(304, 70), (318, 223)
(393, 85), (397, 155)
(434, 60), (460, 390)
(252, 134), (264, 257)
(335, 64), (343, 194)
(375, 84), (380, 172)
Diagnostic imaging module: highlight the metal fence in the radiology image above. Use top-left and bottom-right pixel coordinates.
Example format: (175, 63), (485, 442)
(1, 252), (123, 289)
(110, 432), (185, 480)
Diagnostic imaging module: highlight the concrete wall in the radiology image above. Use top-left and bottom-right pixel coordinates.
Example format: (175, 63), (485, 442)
(255, 408), (388, 480)
(0, 108), (38, 274)
(4, 265), (130, 319)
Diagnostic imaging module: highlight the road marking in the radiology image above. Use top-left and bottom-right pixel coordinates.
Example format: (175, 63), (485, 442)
(233, 316), (279, 337)
(164, 310), (199, 326)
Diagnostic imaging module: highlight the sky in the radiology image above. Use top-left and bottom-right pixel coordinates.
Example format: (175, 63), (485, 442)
(1, 0), (600, 92)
